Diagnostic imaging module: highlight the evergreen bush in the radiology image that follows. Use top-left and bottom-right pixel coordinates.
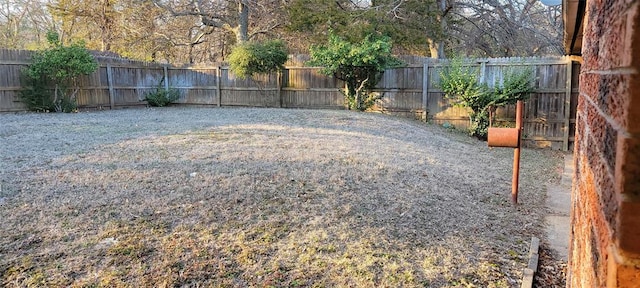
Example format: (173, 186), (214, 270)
(144, 82), (180, 107)
(228, 40), (288, 79)
(20, 31), (98, 112)
(308, 33), (402, 111)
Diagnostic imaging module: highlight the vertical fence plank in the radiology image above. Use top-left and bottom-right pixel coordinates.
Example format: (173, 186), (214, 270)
(479, 60), (488, 83)
(106, 63), (115, 110)
(163, 66), (169, 92)
(422, 61), (429, 122)
(277, 70), (283, 108)
(217, 66), (222, 107)
(563, 57), (573, 151)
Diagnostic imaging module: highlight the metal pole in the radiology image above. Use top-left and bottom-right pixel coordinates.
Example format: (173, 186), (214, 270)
(512, 100), (523, 204)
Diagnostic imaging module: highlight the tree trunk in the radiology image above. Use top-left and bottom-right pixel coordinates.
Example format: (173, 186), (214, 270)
(344, 81), (359, 110)
(428, 38), (445, 59)
(100, 0), (114, 51)
(236, 0), (249, 43)
(428, 0), (448, 59)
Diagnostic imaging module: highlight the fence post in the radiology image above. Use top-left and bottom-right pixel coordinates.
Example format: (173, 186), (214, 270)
(479, 59), (488, 84)
(563, 57), (573, 152)
(217, 66), (222, 107)
(277, 70), (283, 108)
(106, 63), (115, 110)
(422, 61), (430, 122)
(163, 66), (169, 92)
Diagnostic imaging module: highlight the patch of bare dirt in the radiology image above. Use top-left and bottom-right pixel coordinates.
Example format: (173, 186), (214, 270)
(0, 107), (563, 287)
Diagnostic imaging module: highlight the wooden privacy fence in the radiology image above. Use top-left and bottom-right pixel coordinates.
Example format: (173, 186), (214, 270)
(0, 49), (580, 150)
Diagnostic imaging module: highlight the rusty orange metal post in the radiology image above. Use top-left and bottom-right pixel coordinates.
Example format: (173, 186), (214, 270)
(487, 100), (524, 204)
(512, 100), (523, 204)
(487, 127), (519, 148)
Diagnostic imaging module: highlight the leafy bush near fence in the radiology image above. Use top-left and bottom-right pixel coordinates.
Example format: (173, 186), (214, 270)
(308, 33), (402, 111)
(20, 31), (98, 112)
(229, 40), (288, 79)
(439, 58), (534, 139)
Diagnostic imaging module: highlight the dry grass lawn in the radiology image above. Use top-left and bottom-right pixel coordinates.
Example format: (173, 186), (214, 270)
(0, 107), (563, 287)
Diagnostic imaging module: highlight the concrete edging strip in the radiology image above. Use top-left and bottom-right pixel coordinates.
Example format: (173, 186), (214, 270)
(521, 237), (540, 288)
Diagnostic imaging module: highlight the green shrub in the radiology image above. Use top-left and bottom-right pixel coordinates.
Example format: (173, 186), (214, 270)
(19, 74), (53, 112)
(439, 59), (534, 139)
(439, 58), (491, 139)
(228, 40), (288, 79)
(308, 33), (402, 111)
(144, 79), (180, 107)
(20, 31), (98, 113)
(492, 67), (535, 106)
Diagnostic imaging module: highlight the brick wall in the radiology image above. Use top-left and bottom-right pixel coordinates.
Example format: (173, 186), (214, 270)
(569, 0), (640, 287)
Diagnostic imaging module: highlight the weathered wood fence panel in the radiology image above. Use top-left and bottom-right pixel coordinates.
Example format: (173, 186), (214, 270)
(169, 67), (218, 105)
(108, 66), (163, 107)
(219, 67), (279, 107)
(0, 50), (30, 111)
(0, 49), (580, 150)
(281, 67), (344, 109)
(373, 67), (424, 118)
(0, 64), (25, 111)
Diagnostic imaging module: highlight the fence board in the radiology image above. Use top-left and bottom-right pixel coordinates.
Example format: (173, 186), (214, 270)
(281, 90), (344, 109)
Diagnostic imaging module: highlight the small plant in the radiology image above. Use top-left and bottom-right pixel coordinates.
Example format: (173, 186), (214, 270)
(144, 77), (180, 107)
(20, 31), (98, 112)
(228, 40), (288, 79)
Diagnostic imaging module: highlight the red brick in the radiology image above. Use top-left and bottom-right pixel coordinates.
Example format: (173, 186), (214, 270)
(585, 135), (618, 224)
(583, 98), (619, 175)
(598, 16), (628, 70)
(579, 72), (630, 130)
(616, 135), (640, 200)
(618, 201), (640, 255)
(628, 81), (640, 134)
(583, 0), (637, 70)
(582, 94), (602, 138)
(628, 2), (640, 69)
(567, 153), (595, 287)
(582, 1), (599, 70)
(607, 247), (640, 288)
(571, 151), (617, 283)
(568, 170), (581, 287)
(572, 144), (626, 285)
(570, 169), (598, 287)
(605, 0), (636, 21)
(626, 3), (640, 134)
(606, 74), (631, 130)
(616, 263), (640, 288)
(607, 246), (617, 288)
(579, 73), (598, 101)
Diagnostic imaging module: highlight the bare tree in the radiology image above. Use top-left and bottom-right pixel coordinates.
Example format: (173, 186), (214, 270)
(153, 0), (285, 45)
(49, 0), (124, 52)
(449, 0), (562, 57)
(0, 0), (55, 49)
